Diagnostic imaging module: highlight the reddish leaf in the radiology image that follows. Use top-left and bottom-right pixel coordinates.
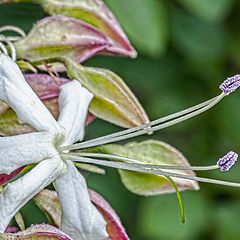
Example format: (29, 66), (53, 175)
(0, 167), (23, 186)
(89, 189), (130, 240)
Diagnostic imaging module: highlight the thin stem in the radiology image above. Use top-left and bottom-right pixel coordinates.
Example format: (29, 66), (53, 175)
(63, 93), (225, 151)
(166, 176), (185, 223)
(73, 152), (219, 171)
(63, 154), (240, 188)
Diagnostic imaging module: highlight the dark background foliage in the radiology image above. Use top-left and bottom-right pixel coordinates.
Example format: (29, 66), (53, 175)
(1, 0), (240, 239)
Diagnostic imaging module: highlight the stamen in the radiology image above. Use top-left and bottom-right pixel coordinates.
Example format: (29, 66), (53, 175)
(217, 151), (238, 172)
(63, 96), (218, 151)
(219, 75), (240, 95)
(63, 154), (240, 188)
(62, 93), (225, 151)
(74, 152), (219, 171)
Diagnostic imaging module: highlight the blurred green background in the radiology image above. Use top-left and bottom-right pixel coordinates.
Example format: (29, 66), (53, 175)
(1, 0), (240, 239)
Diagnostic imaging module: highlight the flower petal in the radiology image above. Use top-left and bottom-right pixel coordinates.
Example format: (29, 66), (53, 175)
(54, 161), (107, 240)
(0, 157), (65, 233)
(0, 132), (57, 174)
(0, 54), (60, 134)
(58, 80), (93, 145)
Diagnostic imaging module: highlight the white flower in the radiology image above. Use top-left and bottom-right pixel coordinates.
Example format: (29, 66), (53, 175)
(0, 53), (107, 240)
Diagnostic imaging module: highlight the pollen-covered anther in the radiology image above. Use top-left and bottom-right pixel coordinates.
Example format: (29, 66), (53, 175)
(217, 151), (238, 172)
(219, 74), (240, 95)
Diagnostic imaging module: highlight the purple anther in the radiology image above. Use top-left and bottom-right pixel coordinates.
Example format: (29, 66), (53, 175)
(219, 74), (240, 95)
(217, 151), (238, 172)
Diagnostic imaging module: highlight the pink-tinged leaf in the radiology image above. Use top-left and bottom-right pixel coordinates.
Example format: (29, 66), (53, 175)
(5, 227), (18, 233)
(1, 224), (73, 240)
(3, 0), (137, 57)
(41, 0), (137, 57)
(89, 189), (129, 240)
(14, 15), (110, 66)
(34, 189), (129, 240)
(0, 167), (23, 186)
(24, 74), (69, 101)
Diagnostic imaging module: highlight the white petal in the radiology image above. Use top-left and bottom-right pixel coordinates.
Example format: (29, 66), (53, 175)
(0, 156), (65, 233)
(0, 54), (60, 134)
(58, 80), (93, 145)
(0, 132), (58, 174)
(54, 161), (107, 240)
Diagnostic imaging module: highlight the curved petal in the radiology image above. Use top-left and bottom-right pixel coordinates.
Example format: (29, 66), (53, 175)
(0, 156), (65, 233)
(0, 54), (60, 134)
(54, 161), (107, 240)
(58, 80), (93, 145)
(0, 132), (57, 174)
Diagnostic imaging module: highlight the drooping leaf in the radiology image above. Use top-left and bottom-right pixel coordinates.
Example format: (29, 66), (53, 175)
(176, 0), (234, 23)
(1, 224), (73, 240)
(34, 189), (129, 240)
(64, 57), (149, 128)
(14, 15), (110, 66)
(92, 140), (199, 196)
(105, 0), (169, 57)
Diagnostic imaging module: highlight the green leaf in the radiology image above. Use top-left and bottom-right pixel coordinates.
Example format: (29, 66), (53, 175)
(176, 0), (234, 23)
(105, 0), (168, 57)
(90, 140), (199, 196)
(63, 57), (149, 128)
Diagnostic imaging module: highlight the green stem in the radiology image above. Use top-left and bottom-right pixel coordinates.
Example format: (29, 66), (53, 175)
(166, 176), (185, 224)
